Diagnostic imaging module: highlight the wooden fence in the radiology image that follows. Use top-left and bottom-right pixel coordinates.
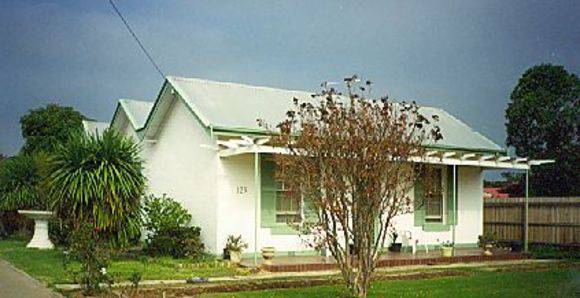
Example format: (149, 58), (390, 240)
(484, 197), (580, 247)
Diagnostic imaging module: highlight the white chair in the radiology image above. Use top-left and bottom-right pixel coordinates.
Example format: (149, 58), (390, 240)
(403, 230), (429, 255)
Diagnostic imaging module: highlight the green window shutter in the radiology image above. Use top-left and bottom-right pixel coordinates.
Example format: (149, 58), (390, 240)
(303, 197), (318, 224)
(260, 159), (277, 228)
(413, 180), (426, 227)
(446, 165), (457, 225)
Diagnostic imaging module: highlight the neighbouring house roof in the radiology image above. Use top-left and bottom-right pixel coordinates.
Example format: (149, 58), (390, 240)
(484, 187), (510, 199)
(82, 120), (109, 136)
(165, 76), (504, 153)
(114, 99), (154, 130)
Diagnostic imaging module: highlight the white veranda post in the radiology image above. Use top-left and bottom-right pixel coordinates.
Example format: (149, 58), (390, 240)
(524, 169), (529, 253)
(452, 165), (457, 248)
(254, 152), (261, 266)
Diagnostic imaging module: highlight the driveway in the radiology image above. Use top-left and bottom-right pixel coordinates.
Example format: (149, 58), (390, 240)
(0, 259), (61, 298)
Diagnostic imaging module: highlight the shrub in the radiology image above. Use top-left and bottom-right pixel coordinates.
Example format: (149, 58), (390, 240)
(49, 217), (74, 246)
(147, 226), (204, 259)
(530, 245), (580, 260)
(143, 194), (204, 259)
(0, 153), (48, 211)
(66, 222), (112, 295)
(0, 211), (32, 239)
(143, 194), (192, 235)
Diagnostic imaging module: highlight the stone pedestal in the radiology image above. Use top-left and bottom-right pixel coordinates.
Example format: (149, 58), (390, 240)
(18, 210), (54, 249)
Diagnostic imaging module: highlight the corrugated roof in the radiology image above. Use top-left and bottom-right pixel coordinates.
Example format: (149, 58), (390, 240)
(166, 76), (504, 153)
(417, 106), (503, 152)
(118, 99), (154, 129)
(82, 120), (109, 136)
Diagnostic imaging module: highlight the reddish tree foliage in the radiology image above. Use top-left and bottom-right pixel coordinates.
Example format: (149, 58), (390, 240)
(261, 76), (441, 297)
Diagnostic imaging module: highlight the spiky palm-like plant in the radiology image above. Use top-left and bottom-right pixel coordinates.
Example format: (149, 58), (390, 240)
(0, 153), (48, 211)
(47, 129), (145, 246)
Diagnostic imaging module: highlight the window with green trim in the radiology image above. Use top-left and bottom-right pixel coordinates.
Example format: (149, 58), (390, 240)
(424, 168), (443, 223)
(276, 183), (302, 223)
(414, 165), (456, 231)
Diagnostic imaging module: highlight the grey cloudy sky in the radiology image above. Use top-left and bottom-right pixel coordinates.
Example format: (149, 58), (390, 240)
(1, 0), (578, 156)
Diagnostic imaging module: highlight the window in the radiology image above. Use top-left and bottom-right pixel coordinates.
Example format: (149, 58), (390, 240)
(424, 168), (443, 223)
(275, 183), (302, 223)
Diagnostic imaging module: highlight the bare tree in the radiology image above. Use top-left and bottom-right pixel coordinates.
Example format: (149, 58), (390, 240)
(262, 76), (441, 297)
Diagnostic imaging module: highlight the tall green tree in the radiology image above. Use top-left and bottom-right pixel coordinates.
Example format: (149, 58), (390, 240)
(20, 104), (85, 154)
(506, 64), (579, 196)
(46, 130), (145, 246)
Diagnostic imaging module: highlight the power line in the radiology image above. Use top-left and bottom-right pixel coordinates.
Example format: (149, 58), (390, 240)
(108, 0), (165, 79)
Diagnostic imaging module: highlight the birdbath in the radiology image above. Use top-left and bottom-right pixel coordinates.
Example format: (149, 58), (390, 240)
(18, 210), (54, 249)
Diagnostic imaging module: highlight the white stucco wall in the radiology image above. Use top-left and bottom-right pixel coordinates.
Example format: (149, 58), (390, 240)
(215, 154), (314, 255)
(215, 159), (484, 255)
(144, 97), (220, 252)
(455, 166), (484, 243)
(391, 165), (483, 246)
(110, 110), (140, 142)
(216, 154), (257, 254)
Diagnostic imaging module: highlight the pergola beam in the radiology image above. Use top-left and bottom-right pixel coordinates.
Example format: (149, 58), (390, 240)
(216, 140), (239, 149)
(497, 156), (511, 162)
(442, 152), (456, 158)
(529, 159), (554, 166)
(425, 151), (438, 157)
(515, 157), (528, 163)
(480, 155), (495, 161)
(461, 153), (476, 160)
(217, 135), (554, 170)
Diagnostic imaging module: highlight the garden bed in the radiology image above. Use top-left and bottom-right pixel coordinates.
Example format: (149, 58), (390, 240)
(0, 240), (247, 286)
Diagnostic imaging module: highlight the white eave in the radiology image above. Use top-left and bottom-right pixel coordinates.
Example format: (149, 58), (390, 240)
(214, 135), (554, 170)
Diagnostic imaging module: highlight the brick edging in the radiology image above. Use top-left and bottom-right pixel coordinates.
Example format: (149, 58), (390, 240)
(262, 253), (528, 272)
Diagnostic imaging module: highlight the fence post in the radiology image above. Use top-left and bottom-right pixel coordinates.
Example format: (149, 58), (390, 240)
(524, 170), (529, 253)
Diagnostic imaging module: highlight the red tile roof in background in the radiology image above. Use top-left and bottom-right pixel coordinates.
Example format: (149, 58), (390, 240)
(484, 187), (510, 199)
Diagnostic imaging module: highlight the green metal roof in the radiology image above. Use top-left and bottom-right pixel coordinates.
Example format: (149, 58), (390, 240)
(166, 76), (504, 153)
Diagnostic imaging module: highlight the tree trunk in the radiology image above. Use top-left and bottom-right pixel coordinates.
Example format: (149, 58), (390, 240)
(352, 279), (368, 298)
(0, 211), (6, 237)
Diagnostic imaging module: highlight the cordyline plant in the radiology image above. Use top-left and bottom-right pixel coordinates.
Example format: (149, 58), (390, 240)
(261, 76), (442, 297)
(46, 129), (145, 247)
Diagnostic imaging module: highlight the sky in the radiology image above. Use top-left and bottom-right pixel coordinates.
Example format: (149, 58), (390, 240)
(1, 0), (579, 158)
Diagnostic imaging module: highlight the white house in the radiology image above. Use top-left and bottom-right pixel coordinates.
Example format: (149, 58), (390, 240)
(84, 76), (552, 258)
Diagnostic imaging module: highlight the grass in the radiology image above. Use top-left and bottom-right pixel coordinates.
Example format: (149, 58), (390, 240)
(2, 239), (579, 297)
(0, 240), (245, 285)
(202, 268), (580, 297)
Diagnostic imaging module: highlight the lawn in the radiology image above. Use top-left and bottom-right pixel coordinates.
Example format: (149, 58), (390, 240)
(0, 240), (246, 285)
(2, 239), (579, 297)
(203, 268), (580, 297)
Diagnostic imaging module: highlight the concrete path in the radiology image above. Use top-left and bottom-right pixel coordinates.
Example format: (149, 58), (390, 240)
(0, 259), (61, 298)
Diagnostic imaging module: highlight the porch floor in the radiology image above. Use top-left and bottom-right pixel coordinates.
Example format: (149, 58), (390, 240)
(240, 248), (526, 272)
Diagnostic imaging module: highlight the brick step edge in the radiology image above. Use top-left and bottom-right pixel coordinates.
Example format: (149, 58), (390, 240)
(262, 254), (528, 272)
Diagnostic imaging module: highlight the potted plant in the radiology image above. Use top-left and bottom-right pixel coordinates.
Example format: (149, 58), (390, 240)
(261, 247), (275, 265)
(440, 241), (454, 257)
(222, 247), (230, 260)
(225, 235), (247, 265)
(387, 229), (402, 252)
(478, 232), (496, 256)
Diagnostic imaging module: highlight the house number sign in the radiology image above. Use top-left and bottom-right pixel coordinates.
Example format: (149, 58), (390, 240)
(236, 186), (248, 195)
